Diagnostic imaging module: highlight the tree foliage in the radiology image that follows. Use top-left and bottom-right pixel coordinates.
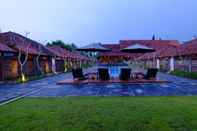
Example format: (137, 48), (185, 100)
(47, 40), (77, 51)
(152, 35), (155, 40)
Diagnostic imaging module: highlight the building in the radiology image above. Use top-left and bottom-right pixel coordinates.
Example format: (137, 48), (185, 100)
(157, 39), (197, 72)
(0, 32), (53, 80)
(46, 45), (69, 73)
(99, 40), (180, 65)
(46, 45), (91, 73)
(0, 42), (18, 80)
(116, 39), (197, 73)
(0, 31), (92, 81)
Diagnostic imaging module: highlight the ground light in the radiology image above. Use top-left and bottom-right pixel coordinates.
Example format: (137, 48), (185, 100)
(64, 65), (68, 72)
(21, 73), (26, 82)
(64, 60), (68, 72)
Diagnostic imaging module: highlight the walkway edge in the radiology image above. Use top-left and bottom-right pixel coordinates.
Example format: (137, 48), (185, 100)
(0, 88), (43, 106)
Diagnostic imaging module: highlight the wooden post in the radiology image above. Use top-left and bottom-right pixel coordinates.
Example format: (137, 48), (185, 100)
(33, 57), (38, 75)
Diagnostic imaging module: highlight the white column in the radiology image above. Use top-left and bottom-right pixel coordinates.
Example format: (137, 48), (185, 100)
(189, 57), (192, 72)
(170, 57), (175, 71)
(156, 59), (160, 69)
(52, 58), (57, 74)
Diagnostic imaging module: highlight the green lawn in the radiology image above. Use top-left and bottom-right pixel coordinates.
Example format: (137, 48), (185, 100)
(1, 97), (197, 131)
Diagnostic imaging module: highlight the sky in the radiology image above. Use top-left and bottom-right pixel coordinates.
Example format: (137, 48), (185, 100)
(0, 0), (197, 46)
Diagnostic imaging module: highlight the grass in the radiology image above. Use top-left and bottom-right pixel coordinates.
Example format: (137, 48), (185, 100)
(170, 70), (197, 79)
(1, 97), (197, 131)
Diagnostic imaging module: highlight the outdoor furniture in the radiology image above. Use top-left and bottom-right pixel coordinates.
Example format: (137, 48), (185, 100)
(144, 68), (158, 79)
(98, 68), (110, 81)
(133, 72), (145, 80)
(119, 68), (131, 81)
(72, 68), (88, 80)
(88, 72), (97, 80)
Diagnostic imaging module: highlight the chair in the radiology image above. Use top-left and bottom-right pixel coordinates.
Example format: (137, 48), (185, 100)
(72, 68), (88, 80)
(119, 68), (131, 81)
(98, 68), (110, 81)
(144, 68), (158, 79)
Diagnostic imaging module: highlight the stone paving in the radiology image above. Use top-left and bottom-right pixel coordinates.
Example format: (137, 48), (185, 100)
(0, 67), (197, 103)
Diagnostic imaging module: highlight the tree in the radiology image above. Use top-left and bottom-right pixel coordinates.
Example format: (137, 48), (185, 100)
(70, 43), (77, 51)
(47, 40), (77, 51)
(11, 34), (30, 82)
(36, 44), (43, 75)
(18, 40), (31, 82)
(152, 35), (156, 40)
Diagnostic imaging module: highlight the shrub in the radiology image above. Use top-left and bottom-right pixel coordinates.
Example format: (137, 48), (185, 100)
(170, 70), (197, 79)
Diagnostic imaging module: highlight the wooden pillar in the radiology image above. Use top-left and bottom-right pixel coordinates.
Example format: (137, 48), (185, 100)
(32, 57), (38, 76)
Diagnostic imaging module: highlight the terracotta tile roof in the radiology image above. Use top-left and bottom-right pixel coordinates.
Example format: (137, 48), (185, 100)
(0, 42), (16, 52)
(46, 46), (72, 59)
(100, 40), (180, 59)
(0, 32), (53, 56)
(102, 44), (120, 51)
(139, 46), (179, 60)
(153, 39), (197, 58)
(46, 45), (90, 61)
(119, 40), (180, 50)
(69, 51), (90, 61)
(120, 40), (181, 60)
(100, 43), (134, 58)
(178, 39), (197, 56)
(138, 39), (197, 59)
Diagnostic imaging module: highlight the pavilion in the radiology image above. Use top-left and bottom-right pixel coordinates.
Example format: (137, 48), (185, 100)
(99, 39), (197, 73)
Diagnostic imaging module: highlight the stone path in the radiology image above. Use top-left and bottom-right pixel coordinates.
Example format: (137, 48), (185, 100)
(0, 67), (197, 103)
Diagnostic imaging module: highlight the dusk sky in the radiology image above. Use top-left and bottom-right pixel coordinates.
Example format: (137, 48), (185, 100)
(0, 0), (197, 46)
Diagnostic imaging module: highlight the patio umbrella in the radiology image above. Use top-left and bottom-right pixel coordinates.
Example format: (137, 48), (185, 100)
(121, 44), (156, 68)
(121, 44), (155, 53)
(77, 43), (111, 52)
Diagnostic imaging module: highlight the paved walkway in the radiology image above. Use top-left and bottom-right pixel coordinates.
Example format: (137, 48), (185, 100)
(0, 68), (96, 103)
(0, 67), (197, 103)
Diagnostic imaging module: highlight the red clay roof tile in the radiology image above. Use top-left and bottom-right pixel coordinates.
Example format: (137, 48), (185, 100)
(0, 32), (53, 56)
(100, 40), (181, 59)
(0, 42), (16, 52)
